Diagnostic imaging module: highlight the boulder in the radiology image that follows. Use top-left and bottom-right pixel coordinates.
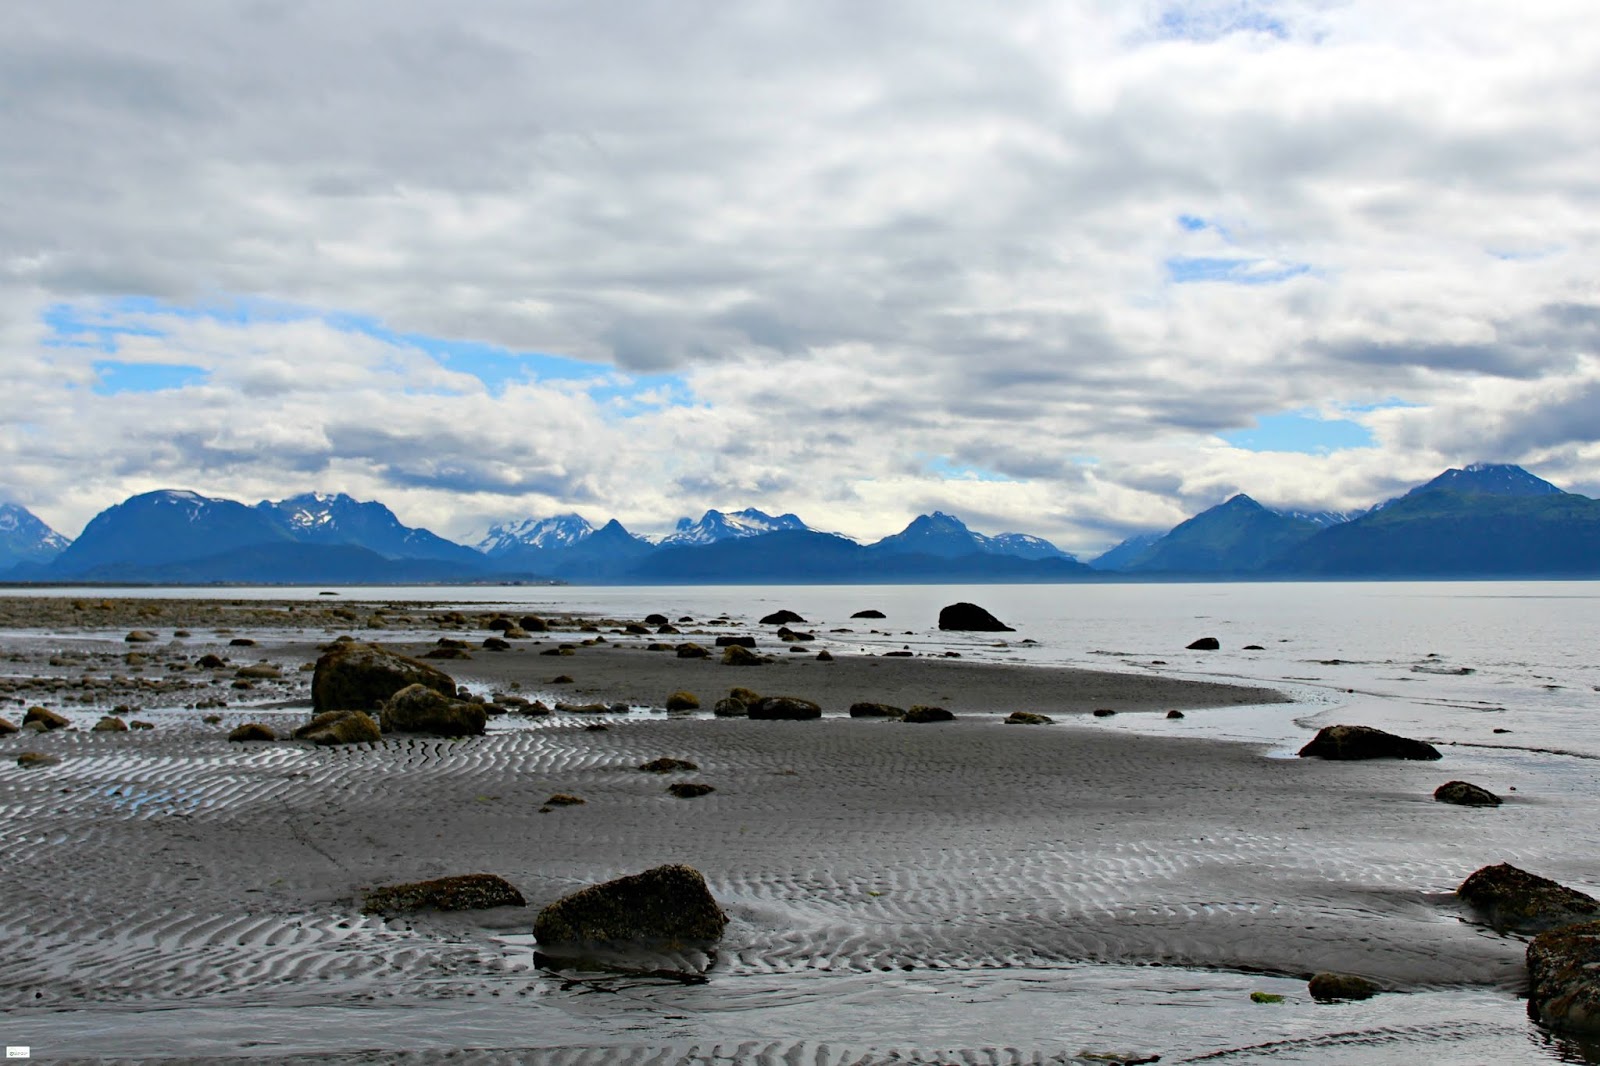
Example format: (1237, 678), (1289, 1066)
(362, 873), (525, 916)
(1187, 636), (1221, 650)
(665, 691), (700, 712)
(229, 637), (258, 647)
(518, 615), (549, 632)
(851, 609), (887, 619)
(294, 710), (382, 746)
(124, 630), (158, 643)
(483, 636), (511, 651)
(644, 613), (669, 625)
(235, 664), (283, 680)
(1458, 863), (1600, 934)
(17, 751), (60, 769)
(937, 602), (1013, 632)
(904, 705), (954, 723)
(760, 610), (807, 625)
(668, 782), (715, 798)
(1005, 711), (1053, 725)
(712, 697), (748, 718)
(532, 863), (728, 957)
(1166, 710), (1186, 719)
(714, 635), (757, 648)
(312, 643), (455, 713)
(379, 683), (487, 737)
(729, 687), (762, 704)
(24, 707), (69, 731)
(488, 617), (515, 632)
(816, 649), (834, 662)
(424, 647), (473, 660)
(676, 642), (710, 659)
(748, 696), (822, 720)
(92, 716), (129, 732)
(721, 645), (767, 666)
(639, 757), (698, 773)
(1297, 724), (1442, 761)
(196, 653), (227, 669)
(228, 723), (278, 742)
(1308, 972), (1380, 1002)
(130, 720), (155, 730)
(849, 701), (905, 719)
(1434, 780), (1502, 806)
(1527, 920), (1600, 1036)
(0, 718), (17, 736)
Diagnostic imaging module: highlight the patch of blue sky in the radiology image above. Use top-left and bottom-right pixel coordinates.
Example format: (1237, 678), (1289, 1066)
(924, 456), (1019, 483)
(1221, 410), (1375, 454)
(91, 361), (209, 396)
(1339, 398), (1421, 414)
(1166, 256), (1310, 285)
(1154, 4), (1288, 42)
(1177, 214), (1210, 232)
(43, 303), (168, 353)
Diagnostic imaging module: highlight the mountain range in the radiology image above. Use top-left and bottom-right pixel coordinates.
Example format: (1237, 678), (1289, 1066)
(2, 463), (1596, 584)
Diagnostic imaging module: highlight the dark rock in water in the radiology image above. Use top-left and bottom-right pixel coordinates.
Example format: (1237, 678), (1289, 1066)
(482, 636), (511, 651)
(816, 649), (834, 661)
(228, 723), (277, 742)
(380, 683), (486, 737)
(24, 706), (69, 731)
(362, 873), (525, 915)
(712, 697), (747, 718)
(937, 602), (1013, 632)
(425, 645), (473, 660)
(1458, 863), (1600, 934)
(760, 609), (807, 625)
(1243, 644), (1265, 650)
(656, 624), (680, 635)
(1005, 711), (1053, 725)
(229, 637), (257, 647)
(0, 717), (17, 736)
(92, 716), (128, 732)
(1308, 972), (1379, 1002)
(130, 720), (155, 730)
(1527, 920), (1600, 1036)
(851, 609), (887, 619)
(312, 643), (455, 713)
(721, 644), (767, 666)
(1092, 708), (1117, 718)
(17, 751), (60, 768)
(639, 757), (698, 773)
(533, 863), (728, 961)
(676, 642), (710, 659)
(1166, 710), (1186, 719)
(196, 653), (228, 669)
(850, 701), (905, 719)
(715, 635), (757, 648)
(748, 696), (822, 720)
(624, 622), (651, 635)
(488, 617), (515, 632)
(518, 615), (549, 632)
(1297, 724), (1442, 761)
(294, 710), (381, 746)
(644, 613), (669, 625)
(667, 782), (715, 798)
(1435, 780), (1502, 806)
(904, 705), (954, 723)
(665, 691), (700, 712)
(124, 630), (158, 643)
(585, 723), (609, 732)
(1187, 636), (1221, 650)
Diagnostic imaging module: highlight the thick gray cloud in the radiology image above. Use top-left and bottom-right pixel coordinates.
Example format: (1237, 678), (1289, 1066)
(1, 1), (1597, 551)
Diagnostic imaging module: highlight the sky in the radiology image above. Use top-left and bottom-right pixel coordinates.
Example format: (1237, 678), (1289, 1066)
(3, 0), (1598, 555)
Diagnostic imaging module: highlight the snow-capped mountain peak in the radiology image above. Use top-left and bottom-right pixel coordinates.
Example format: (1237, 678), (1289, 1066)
(661, 508), (810, 547)
(477, 513), (596, 556)
(0, 502), (71, 566)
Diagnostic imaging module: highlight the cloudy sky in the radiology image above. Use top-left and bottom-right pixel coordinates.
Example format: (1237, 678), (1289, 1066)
(4, 0), (1597, 554)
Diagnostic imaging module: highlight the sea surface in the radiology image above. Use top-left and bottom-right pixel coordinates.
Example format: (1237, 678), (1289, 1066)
(5, 580), (1599, 1063)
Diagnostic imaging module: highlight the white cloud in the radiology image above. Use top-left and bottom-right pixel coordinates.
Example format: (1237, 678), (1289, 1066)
(1, 1), (1597, 554)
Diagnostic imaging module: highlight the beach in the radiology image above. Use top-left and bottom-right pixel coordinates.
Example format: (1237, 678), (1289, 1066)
(1, 595), (1596, 1064)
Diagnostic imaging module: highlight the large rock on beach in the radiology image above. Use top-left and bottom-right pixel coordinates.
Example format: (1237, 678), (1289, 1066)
(362, 873), (526, 916)
(712, 697), (748, 717)
(759, 610), (806, 625)
(92, 716), (128, 732)
(1434, 780), (1502, 806)
(228, 723), (278, 742)
(380, 683), (487, 737)
(721, 644), (767, 666)
(1186, 636), (1221, 650)
(1297, 724), (1442, 761)
(904, 705), (954, 723)
(0, 717), (17, 736)
(23, 706), (69, 731)
(1458, 863), (1600, 934)
(748, 696), (822, 720)
(17, 751), (61, 769)
(849, 701), (905, 719)
(312, 643), (455, 713)
(937, 602), (1013, 632)
(1006, 711), (1054, 725)
(714, 635), (756, 648)
(1308, 972), (1379, 1002)
(294, 710), (382, 746)
(533, 863), (728, 960)
(1527, 920), (1600, 1036)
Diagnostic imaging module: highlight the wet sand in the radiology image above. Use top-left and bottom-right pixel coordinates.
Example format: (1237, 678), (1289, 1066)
(0, 598), (1594, 1064)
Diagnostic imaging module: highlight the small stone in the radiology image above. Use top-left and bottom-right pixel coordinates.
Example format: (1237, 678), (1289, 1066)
(124, 630), (158, 643)
(1166, 710), (1185, 719)
(363, 873), (525, 915)
(17, 751), (61, 769)
(748, 696), (822, 720)
(544, 793), (585, 807)
(228, 723), (277, 742)
(815, 649), (834, 662)
(1092, 708), (1117, 718)
(1005, 711), (1053, 725)
(1434, 780), (1502, 806)
(92, 716), (128, 732)
(228, 637), (257, 647)
(1308, 972), (1379, 1002)
(667, 782), (715, 799)
(904, 705), (954, 724)
(639, 757), (699, 773)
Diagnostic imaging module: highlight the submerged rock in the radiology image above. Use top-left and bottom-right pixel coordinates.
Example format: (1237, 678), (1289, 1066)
(851, 609), (887, 619)
(639, 757), (699, 773)
(1527, 920), (1600, 1036)
(1297, 724), (1442, 761)
(1458, 863), (1600, 934)
(533, 863), (728, 959)
(1434, 780), (1502, 806)
(312, 643), (455, 713)
(1186, 636), (1221, 650)
(379, 683), (486, 737)
(362, 873), (526, 915)
(1308, 972), (1380, 1002)
(937, 602), (1013, 632)
(748, 696), (822, 720)
(294, 710), (382, 746)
